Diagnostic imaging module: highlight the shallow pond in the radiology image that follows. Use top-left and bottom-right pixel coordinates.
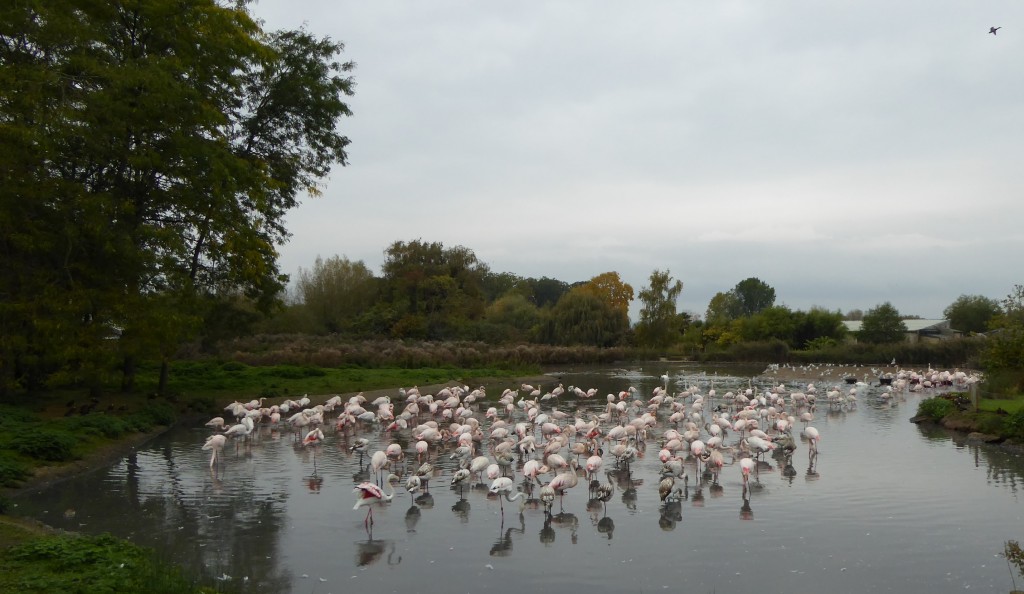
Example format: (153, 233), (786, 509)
(11, 363), (1024, 594)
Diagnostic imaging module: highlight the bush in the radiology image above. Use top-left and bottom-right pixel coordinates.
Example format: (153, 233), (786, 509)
(1005, 409), (1024, 440)
(916, 397), (955, 421)
(0, 453), (30, 488)
(61, 414), (130, 439)
(9, 429), (77, 462)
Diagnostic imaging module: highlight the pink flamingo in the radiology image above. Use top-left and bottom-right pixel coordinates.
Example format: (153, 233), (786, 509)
(202, 434), (226, 468)
(740, 457), (756, 489)
(804, 426), (820, 455)
(353, 474), (398, 527)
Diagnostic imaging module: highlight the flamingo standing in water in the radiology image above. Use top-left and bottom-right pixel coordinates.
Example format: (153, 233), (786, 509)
(489, 477), (526, 517)
(547, 460), (579, 510)
(302, 428), (324, 475)
(740, 457), (756, 490)
(202, 434), (227, 469)
(354, 474), (399, 527)
(539, 483), (556, 516)
(804, 426), (820, 455)
(451, 468), (471, 498)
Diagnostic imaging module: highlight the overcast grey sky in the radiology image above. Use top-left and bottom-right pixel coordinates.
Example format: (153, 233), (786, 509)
(251, 1), (1023, 320)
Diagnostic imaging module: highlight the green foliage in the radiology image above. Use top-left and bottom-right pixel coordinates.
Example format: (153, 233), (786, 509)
(707, 339), (791, 363)
(8, 429), (77, 462)
(295, 255), (377, 333)
(635, 269), (684, 348)
(0, 0), (355, 396)
(982, 286), (1024, 373)
(1004, 410), (1024, 440)
(805, 336), (838, 350)
(943, 294), (1002, 334)
(381, 241), (489, 338)
(787, 338), (984, 367)
(61, 415), (131, 440)
(732, 277), (776, 317)
(916, 397), (955, 421)
(0, 453), (31, 488)
(483, 294), (541, 343)
(858, 302), (908, 344)
(0, 533), (200, 594)
(544, 289), (629, 347)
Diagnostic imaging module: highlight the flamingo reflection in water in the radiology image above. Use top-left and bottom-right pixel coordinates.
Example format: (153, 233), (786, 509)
(740, 493), (754, 520)
(404, 503), (421, 533)
(806, 451), (820, 481)
(489, 513), (525, 557)
(451, 498), (471, 523)
(356, 529), (402, 567)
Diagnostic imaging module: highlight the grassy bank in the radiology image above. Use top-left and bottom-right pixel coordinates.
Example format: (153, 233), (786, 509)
(0, 516), (209, 594)
(914, 393), (1024, 441)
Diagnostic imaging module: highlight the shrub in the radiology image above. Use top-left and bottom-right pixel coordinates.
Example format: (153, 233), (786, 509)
(1005, 409), (1024, 440)
(916, 397), (955, 421)
(0, 453), (30, 488)
(10, 429), (77, 462)
(61, 414), (130, 439)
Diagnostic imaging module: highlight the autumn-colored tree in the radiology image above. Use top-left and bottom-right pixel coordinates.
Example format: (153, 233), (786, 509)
(579, 272), (634, 314)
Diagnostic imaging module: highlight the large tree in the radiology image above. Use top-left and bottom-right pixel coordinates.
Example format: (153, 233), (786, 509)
(943, 294), (1002, 334)
(380, 240), (489, 339)
(858, 302), (907, 344)
(635, 269), (684, 348)
(544, 288), (628, 347)
(579, 272), (634, 314)
(732, 277), (776, 317)
(0, 0), (354, 393)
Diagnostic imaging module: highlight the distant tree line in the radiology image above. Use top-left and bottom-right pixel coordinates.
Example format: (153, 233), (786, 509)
(1, 4), (1017, 397)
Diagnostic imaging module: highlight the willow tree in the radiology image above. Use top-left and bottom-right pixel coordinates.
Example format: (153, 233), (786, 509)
(635, 269), (684, 348)
(295, 256), (377, 334)
(0, 0), (354, 394)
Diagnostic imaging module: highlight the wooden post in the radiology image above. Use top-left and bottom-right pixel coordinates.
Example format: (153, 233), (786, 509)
(969, 383), (978, 412)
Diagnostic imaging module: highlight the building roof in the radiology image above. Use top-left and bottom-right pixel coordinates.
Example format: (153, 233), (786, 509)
(843, 319), (949, 333)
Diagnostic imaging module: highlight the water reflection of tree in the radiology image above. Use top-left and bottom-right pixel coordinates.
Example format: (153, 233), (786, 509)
(918, 425), (1024, 493)
(129, 429), (293, 592)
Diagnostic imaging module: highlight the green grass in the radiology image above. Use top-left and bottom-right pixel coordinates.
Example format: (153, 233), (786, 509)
(149, 361), (533, 403)
(0, 401), (178, 488)
(978, 398), (1024, 414)
(0, 532), (208, 594)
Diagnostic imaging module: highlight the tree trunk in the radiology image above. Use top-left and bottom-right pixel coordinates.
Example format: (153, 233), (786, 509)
(121, 355), (135, 393)
(158, 357), (169, 397)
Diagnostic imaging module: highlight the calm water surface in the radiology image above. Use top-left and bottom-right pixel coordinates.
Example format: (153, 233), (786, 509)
(11, 364), (1024, 594)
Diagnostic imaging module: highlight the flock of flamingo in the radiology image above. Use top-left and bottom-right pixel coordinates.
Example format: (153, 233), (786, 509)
(201, 364), (978, 535)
